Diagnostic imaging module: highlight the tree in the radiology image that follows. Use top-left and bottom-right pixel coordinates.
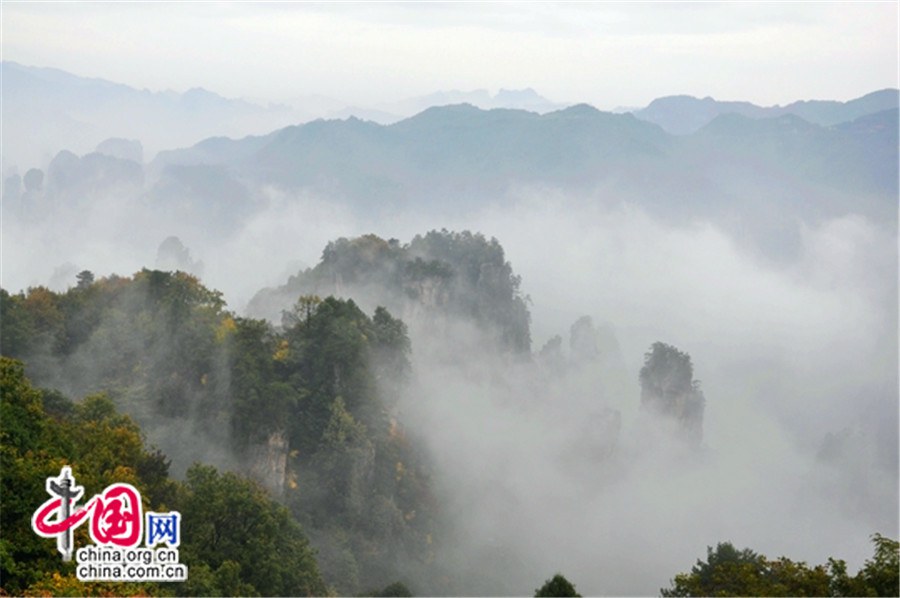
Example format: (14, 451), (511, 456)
(2, 270), (433, 596)
(0, 357), (168, 596)
(370, 581), (413, 596)
(535, 573), (582, 597)
(253, 230), (532, 354)
(283, 294), (323, 329)
(855, 533), (899, 597)
(175, 464), (327, 596)
(1, 352), (328, 597)
(639, 342), (705, 445)
(662, 536), (900, 597)
(76, 270), (95, 289)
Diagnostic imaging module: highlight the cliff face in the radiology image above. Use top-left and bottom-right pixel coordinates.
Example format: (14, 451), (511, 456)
(249, 430), (289, 495)
(247, 231), (532, 354)
(641, 384), (705, 446)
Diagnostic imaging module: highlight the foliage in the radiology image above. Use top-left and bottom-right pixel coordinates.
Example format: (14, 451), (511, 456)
(22, 572), (154, 598)
(1, 270), (433, 595)
(534, 573), (582, 597)
(858, 534), (900, 597)
(251, 230), (532, 354)
(661, 536), (900, 597)
(408, 230), (531, 353)
(0, 356), (169, 596)
(174, 464), (327, 597)
(639, 341), (705, 445)
(0, 356), (326, 597)
(826, 534), (900, 598)
(279, 295), (434, 594)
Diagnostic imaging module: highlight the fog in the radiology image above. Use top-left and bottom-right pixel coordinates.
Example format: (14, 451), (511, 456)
(391, 195), (897, 594)
(4, 164), (896, 594)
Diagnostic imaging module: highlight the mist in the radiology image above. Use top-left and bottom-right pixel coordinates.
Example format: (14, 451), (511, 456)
(385, 194), (897, 595)
(2, 106), (897, 596)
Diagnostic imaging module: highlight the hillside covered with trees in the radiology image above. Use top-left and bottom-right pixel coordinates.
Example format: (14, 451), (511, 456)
(2, 228), (896, 596)
(248, 230), (532, 356)
(1, 267), (435, 595)
(1, 356), (327, 596)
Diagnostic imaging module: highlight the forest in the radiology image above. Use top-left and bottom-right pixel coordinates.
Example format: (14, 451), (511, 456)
(1, 259), (431, 595)
(2, 229), (897, 596)
(2, 13), (898, 591)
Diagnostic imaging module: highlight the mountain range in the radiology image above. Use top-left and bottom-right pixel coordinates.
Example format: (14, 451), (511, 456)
(146, 99), (897, 230)
(633, 89), (899, 134)
(4, 62), (897, 264)
(5, 60), (896, 173)
(0, 61), (563, 170)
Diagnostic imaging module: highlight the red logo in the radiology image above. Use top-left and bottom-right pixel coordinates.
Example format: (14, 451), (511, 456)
(32, 467), (143, 560)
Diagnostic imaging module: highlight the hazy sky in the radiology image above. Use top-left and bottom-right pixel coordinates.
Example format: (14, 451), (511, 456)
(3, 2), (897, 109)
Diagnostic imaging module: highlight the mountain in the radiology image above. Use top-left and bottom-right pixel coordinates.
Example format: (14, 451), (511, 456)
(145, 99), (900, 265)
(247, 231), (532, 354)
(6, 66), (895, 265)
(325, 105), (405, 124)
(672, 108), (899, 252)
(782, 89), (900, 127)
(152, 103), (673, 215)
(0, 270), (431, 596)
(2, 62), (569, 170)
(151, 100), (895, 220)
(380, 87), (567, 117)
(633, 88), (899, 134)
(0, 61), (310, 170)
(633, 95), (769, 135)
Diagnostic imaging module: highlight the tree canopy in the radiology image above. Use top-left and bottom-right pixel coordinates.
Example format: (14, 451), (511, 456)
(639, 341), (705, 445)
(249, 230), (532, 354)
(0, 356), (327, 597)
(1, 271), (434, 595)
(661, 537), (899, 597)
(534, 573), (582, 597)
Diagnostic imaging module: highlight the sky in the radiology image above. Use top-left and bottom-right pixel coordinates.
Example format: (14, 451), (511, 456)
(2, 2), (898, 109)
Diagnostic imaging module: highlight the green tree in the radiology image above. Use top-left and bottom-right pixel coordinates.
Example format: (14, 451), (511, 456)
(76, 270), (95, 289)
(228, 316), (293, 449)
(0, 357), (60, 595)
(662, 536), (900, 597)
(0, 288), (35, 358)
(176, 464), (327, 597)
(0, 357), (168, 596)
(254, 230), (532, 354)
(535, 573), (582, 597)
(2, 269), (431, 597)
(639, 341), (705, 445)
(855, 534), (899, 597)
(0, 356), (327, 597)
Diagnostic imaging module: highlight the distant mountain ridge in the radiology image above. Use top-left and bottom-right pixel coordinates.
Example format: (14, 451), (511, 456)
(632, 89), (899, 134)
(141, 99), (900, 265)
(151, 102), (682, 219)
(5, 59), (895, 170)
(5, 61), (896, 263)
(1, 61), (567, 168)
(1, 61), (318, 170)
(381, 87), (566, 119)
(152, 99), (897, 212)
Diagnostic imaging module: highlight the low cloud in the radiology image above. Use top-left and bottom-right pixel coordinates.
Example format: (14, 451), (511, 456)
(3, 179), (895, 595)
